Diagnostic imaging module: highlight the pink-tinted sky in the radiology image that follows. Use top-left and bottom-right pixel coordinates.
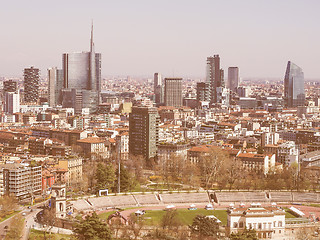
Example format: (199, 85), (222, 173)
(1, 0), (319, 79)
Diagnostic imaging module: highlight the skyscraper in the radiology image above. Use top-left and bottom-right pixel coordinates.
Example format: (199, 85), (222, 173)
(3, 80), (17, 94)
(48, 67), (63, 107)
(129, 106), (159, 161)
(24, 66), (40, 103)
(164, 78), (182, 107)
(4, 92), (20, 114)
(206, 55), (222, 104)
(284, 61), (305, 107)
(227, 67), (239, 92)
(154, 73), (164, 105)
(62, 23), (101, 113)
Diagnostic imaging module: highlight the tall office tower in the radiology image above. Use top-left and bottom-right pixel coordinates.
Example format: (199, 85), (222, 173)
(164, 78), (182, 107)
(196, 82), (210, 102)
(284, 61), (305, 107)
(129, 106), (159, 161)
(24, 66), (40, 103)
(48, 67), (63, 107)
(154, 73), (164, 105)
(4, 92), (20, 114)
(62, 23), (101, 113)
(227, 67), (239, 92)
(3, 80), (17, 93)
(206, 55), (222, 104)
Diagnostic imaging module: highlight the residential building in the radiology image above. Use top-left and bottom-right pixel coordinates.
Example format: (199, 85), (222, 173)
(4, 92), (20, 114)
(261, 132), (279, 148)
(164, 78), (182, 107)
(58, 157), (82, 186)
(277, 141), (299, 166)
(196, 82), (210, 103)
(24, 66), (40, 103)
(284, 61), (305, 107)
(129, 106), (159, 160)
(206, 55), (223, 104)
(236, 152), (276, 174)
(0, 163), (42, 199)
(3, 80), (17, 93)
(116, 132), (129, 160)
(77, 137), (105, 157)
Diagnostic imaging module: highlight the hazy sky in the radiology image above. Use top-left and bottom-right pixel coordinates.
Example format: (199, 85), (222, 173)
(1, 0), (320, 79)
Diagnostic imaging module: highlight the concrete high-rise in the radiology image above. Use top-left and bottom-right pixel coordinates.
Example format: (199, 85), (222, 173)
(196, 82), (210, 102)
(206, 55), (222, 104)
(284, 61), (305, 107)
(154, 73), (164, 105)
(4, 92), (20, 114)
(62, 23), (101, 113)
(129, 106), (159, 161)
(24, 66), (40, 103)
(48, 67), (63, 107)
(3, 80), (17, 94)
(164, 78), (182, 107)
(227, 67), (239, 92)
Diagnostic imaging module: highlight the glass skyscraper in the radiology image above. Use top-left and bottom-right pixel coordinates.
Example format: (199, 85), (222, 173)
(284, 61), (305, 107)
(61, 24), (101, 113)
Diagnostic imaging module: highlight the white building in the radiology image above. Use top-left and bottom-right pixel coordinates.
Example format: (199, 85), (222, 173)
(277, 141), (299, 166)
(4, 92), (20, 114)
(227, 204), (286, 239)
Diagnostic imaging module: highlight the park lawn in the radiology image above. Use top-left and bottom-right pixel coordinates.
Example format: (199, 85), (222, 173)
(98, 211), (116, 220)
(283, 207), (298, 218)
(28, 229), (71, 240)
(213, 210), (228, 225)
(142, 208), (228, 226)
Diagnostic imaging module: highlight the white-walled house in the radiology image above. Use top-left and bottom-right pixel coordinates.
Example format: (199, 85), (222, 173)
(227, 205), (285, 239)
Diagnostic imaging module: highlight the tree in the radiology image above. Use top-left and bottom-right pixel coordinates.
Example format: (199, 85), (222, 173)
(5, 215), (24, 240)
(38, 207), (57, 240)
(161, 209), (181, 230)
(0, 195), (18, 218)
(115, 163), (135, 192)
(189, 215), (220, 239)
(230, 228), (258, 240)
(73, 212), (112, 240)
(95, 162), (115, 193)
(198, 147), (229, 189)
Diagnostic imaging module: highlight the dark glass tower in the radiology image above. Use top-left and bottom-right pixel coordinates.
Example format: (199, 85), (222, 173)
(284, 61), (305, 107)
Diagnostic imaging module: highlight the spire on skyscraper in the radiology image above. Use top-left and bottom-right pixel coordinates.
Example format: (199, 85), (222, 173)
(90, 20), (94, 52)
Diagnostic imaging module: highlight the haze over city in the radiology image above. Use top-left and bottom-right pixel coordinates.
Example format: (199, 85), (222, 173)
(1, 0), (320, 79)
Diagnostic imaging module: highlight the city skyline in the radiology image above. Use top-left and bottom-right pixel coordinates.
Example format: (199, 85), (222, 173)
(1, 0), (320, 79)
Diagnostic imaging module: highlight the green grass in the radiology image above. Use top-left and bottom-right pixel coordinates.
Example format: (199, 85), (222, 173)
(304, 203), (320, 208)
(141, 208), (228, 226)
(28, 229), (71, 240)
(283, 207), (298, 218)
(98, 211), (116, 220)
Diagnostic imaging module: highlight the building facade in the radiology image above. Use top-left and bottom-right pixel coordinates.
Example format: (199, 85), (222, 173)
(284, 61), (305, 107)
(0, 163), (42, 199)
(24, 66), (40, 103)
(3, 80), (17, 93)
(48, 67), (63, 107)
(4, 92), (20, 114)
(164, 78), (182, 107)
(227, 205), (286, 239)
(227, 67), (239, 92)
(129, 106), (159, 160)
(206, 55), (222, 104)
(62, 24), (101, 113)
(154, 72), (164, 105)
